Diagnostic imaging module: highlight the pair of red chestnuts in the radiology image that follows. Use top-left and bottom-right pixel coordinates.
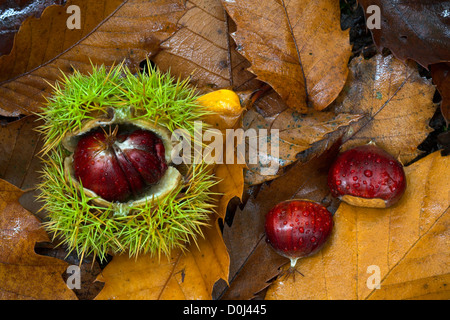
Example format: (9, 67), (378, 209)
(264, 143), (406, 271)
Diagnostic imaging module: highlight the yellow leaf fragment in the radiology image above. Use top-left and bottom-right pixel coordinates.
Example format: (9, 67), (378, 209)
(197, 89), (245, 129)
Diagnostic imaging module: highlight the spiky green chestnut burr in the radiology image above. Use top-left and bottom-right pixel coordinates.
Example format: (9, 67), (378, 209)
(37, 62), (218, 262)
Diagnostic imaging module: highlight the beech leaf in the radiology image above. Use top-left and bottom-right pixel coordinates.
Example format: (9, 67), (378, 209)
(0, 0), (61, 56)
(219, 142), (341, 299)
(95, 127), (244, 299)
(334, 54), (437, 164)
(95, 217), (229, 300)
(0, 0), (186, 116)
(430, 62), (450, 125)
(242, 91), (363, 185)
(0, 115), (45, 217)
(222, 0), (352, 112)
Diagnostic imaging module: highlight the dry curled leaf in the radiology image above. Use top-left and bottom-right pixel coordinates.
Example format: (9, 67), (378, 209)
(0, 179), (76, 300)
(265, 151), (450, 300)
(334, 54), (437, 164)
(222, 0), (352, 112)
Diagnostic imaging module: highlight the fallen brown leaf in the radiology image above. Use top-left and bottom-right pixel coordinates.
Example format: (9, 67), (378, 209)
(153, 0), (262, 94)
(0, 116), (43, 191)
(265, 150), (450, 300)
(0, 179), (76, 300)
(154, 0), (230, 88)
(334, 53), (437, 164)
(95, 217), (229, 300)
(0, 0), (62, 56)
(0, 0), (186, 116)
(430, 62), (450, 125)
(359, 0), (450, 67)
(222, 0), (352, 112)
(36, 246), (104, 300)
(0, 115), (45, 219)
(212, 163), (246, 220)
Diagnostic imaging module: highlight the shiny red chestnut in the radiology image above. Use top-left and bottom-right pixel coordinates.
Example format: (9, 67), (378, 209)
(328, 144), (406, 208)
(73, 126), (167, 202)
(265, 200), (333, 273)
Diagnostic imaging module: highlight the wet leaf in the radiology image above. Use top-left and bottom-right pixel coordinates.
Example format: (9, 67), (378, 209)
(218, 142), (341, 299)
(0, 179), (76, 300)
(242, 91), (362, 185)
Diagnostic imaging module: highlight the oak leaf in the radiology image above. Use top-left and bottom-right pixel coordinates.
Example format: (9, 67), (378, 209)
(265, 150), (450, 300)
(0, 179), (76, 300)
(222, 0), (352, 112)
